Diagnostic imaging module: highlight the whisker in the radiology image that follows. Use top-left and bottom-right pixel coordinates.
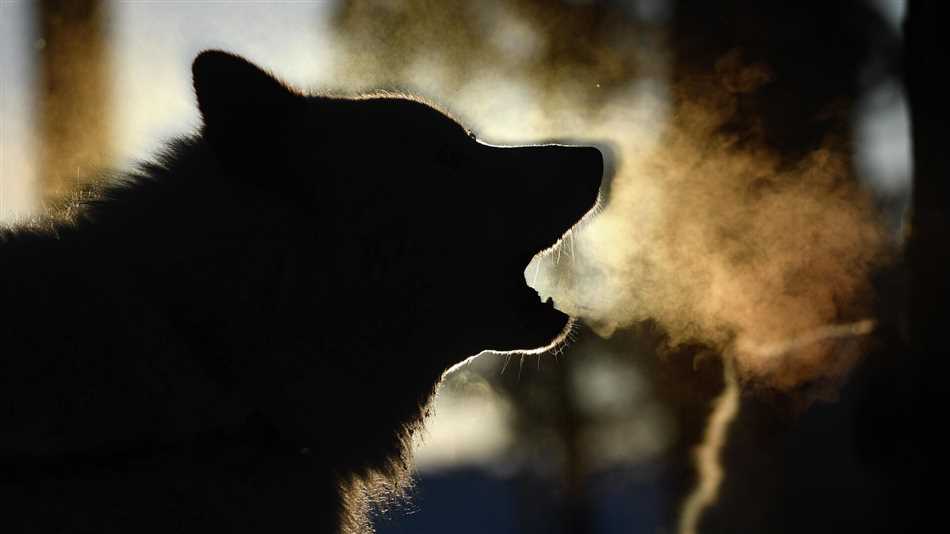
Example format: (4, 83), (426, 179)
(500, 353), (513, 375)
(569, 229), (575, 264)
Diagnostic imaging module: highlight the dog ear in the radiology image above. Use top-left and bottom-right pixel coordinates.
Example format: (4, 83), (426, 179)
(192, 50), (304, 182)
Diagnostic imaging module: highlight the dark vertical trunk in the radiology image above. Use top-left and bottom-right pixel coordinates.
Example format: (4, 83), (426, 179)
(905, 2), (948, 362)
(36, 0), (110, 203)
(903, 0), (944, 514)
(557, 356), (592, 534)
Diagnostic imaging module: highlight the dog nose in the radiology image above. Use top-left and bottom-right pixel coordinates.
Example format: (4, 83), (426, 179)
(559, 145), (603, 206)
(578, 146), (604, 201)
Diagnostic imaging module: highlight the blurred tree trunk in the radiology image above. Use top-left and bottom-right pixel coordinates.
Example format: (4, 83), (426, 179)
(905, 2), (947, 372)
(36, 0), (110, 204)
(904, 0), (944, 505)
(556, 355), (592, 534)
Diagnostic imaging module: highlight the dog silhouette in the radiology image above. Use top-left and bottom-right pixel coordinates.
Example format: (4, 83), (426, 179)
(0, 51), (603, 533)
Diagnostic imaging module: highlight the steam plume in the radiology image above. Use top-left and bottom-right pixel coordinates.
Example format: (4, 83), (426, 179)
(531, 58), (886, 396)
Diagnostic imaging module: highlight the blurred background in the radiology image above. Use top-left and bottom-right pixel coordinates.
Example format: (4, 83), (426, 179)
(1, 1), (937, 533)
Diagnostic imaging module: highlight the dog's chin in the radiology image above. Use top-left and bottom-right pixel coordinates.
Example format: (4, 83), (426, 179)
(501, 280), (574, 353)
(520, 301), (573, 353)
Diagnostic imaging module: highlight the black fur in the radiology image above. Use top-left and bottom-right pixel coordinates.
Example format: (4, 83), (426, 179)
(0, 51), (602, 533)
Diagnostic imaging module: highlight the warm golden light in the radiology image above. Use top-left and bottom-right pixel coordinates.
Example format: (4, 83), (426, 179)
(0, 2), (907, 530)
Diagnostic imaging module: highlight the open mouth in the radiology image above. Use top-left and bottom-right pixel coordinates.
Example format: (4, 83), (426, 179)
(514, 215), (601, 350)
(501, 143), (604, 351)
(508, 274), (572, 351)
(507, 228), (587, 351)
